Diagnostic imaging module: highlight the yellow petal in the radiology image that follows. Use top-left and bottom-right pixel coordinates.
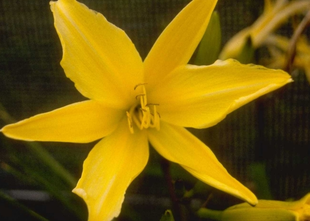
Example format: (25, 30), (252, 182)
(1, 100), (123, 143)
(50, 0), (143, 109)
(144, 0), (218, 89)
(73, 120), (149, 221)
(147, 122), (257, 205)
(149, 59), (292, 128)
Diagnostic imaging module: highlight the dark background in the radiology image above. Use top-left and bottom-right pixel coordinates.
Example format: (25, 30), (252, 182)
(0, 0), (309, 220)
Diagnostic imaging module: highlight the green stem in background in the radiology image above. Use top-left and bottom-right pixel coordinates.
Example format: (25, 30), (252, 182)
(1, 160), (79, 216)
(1, 162), (35, 185)
(0, 103), (76, 188)
(26, 141), (76, 188)
(160, 158), (187, 221)
(0, 190), (49, 221)
(1, 103), (84, 219)
(285, 10), (310, 72)
(1, 150), (85, 219)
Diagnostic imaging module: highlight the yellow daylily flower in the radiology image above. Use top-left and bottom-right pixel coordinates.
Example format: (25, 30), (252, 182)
(198, 193), (310, 221)
(1, 0), (292, 220)
(220, 0), (310, 60)
(264, 35), (310, 84)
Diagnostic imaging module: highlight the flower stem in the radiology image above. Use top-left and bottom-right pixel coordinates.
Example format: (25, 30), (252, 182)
(160, 158), (187, 221)
(285, 10), (310, 72)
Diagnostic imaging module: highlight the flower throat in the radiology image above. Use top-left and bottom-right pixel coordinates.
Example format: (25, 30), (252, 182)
(126, 84), (160, 133)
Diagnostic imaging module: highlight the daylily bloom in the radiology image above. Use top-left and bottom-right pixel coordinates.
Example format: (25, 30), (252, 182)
(264, 34), (310, 84)
(198, 193), (310, 221)
(220, 0), (310, 60)
(1, 0), (292, 220)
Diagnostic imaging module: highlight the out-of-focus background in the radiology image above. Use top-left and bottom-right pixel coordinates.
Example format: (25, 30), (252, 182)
(0, 0), (309, 220)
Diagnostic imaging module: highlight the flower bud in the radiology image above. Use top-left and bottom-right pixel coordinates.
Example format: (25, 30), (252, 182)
(198, 193), (310, 221)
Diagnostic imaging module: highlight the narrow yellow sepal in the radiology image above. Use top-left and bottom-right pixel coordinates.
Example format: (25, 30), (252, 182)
(1, 101), (123, 143)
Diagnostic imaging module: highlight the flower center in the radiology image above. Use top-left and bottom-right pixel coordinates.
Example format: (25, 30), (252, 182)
(126, 83), (160, 133)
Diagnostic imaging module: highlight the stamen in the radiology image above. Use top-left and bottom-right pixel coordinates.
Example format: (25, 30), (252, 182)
(134, 83), (148, 90)
(147, 103), (159, 106)
(126, 111), (134, 134)
(135, 94), (145, 100)
(140, 106), (151, 129)
(127, 84), (160, 133)
(150, 104), (160, 130)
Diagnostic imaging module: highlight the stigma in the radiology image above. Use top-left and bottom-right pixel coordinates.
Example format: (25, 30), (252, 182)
(126, 83), (160, 133)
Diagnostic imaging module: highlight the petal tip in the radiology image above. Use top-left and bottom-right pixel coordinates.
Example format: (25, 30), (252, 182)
(1, 125), (13, 138)
(247, 195), (259, 206)
(221, 181), (258, 206)
(287, 78), (294, 83)
(72, 187), (87, 199)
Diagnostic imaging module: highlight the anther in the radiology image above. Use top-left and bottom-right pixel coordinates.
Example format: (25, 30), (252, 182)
(126, 111), (134, 134)
(127, 83), (161, 132)
(134, 83), (147, 90)
(135, 94), (145, 100)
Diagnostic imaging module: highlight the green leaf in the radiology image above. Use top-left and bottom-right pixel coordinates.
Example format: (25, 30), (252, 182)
(248, 163), (272, 199)
(235, 36), (255, 64)
(194, 11), (222, 65)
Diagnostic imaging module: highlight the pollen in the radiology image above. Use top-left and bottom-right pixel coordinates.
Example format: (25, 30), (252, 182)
(126, 84), (160, 133)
